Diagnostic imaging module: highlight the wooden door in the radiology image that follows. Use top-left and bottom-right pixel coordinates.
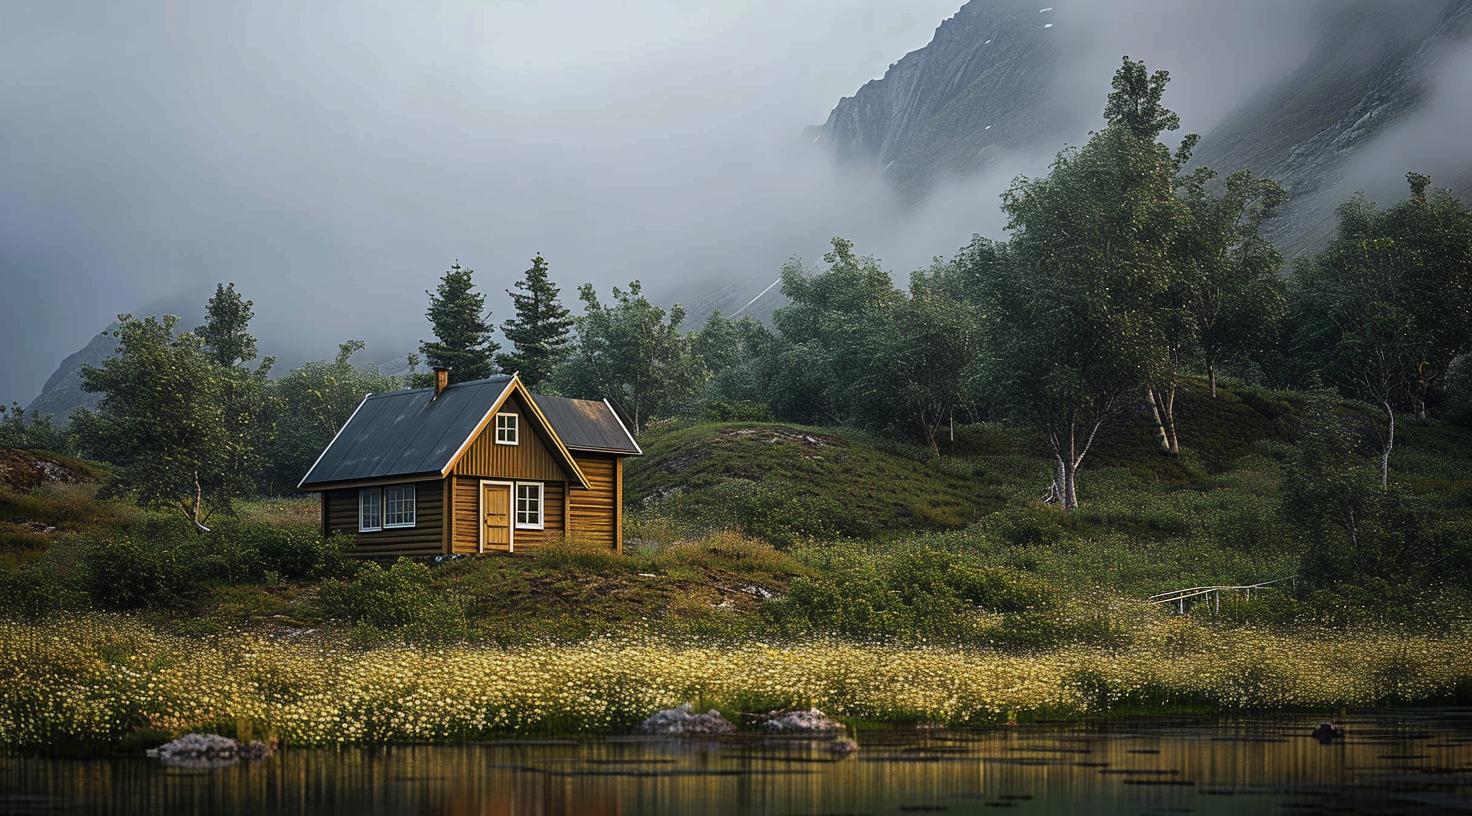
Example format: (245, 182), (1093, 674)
(483, 483), (511, 551)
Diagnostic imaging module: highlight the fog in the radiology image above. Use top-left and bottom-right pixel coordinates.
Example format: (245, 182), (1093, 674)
(1, 1), (1466, 404)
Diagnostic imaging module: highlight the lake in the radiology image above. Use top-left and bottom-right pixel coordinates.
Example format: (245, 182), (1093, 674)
(3, 711), (1471, 814)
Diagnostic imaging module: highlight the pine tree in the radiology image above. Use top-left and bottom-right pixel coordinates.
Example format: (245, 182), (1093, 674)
(420, 261), (497, 382)
(197, 282), (259, 367)
(496, 254), (574, 388)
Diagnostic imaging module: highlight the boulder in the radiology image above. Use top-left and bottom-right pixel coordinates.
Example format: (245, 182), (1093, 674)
(761, 708), (846, 734)
(146, 733), (275, 767)
(638, 704), (735, 735)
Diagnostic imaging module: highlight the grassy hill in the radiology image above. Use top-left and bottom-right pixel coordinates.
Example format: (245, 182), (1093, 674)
(3, 379), (1471, 641)
(3, 381), (1472, 747)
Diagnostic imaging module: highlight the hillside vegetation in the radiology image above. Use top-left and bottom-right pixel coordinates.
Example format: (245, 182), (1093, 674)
(3, 377), (1472, 748)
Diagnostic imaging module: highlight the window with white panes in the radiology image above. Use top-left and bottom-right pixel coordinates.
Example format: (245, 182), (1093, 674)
(515, 482), (542, 529)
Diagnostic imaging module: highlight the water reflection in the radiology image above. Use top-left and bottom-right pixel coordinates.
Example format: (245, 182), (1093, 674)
(3, 711), (1471, 814)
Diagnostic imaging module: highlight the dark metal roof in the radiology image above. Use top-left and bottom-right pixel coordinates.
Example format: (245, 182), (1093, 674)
(299, 376), (512, 488)
(531, 393), (642, 455)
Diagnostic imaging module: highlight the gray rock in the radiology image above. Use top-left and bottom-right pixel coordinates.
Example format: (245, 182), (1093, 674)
(637, 704), (735, 735)
(761, 708), (846, 734)
(146, 733), (274, 767)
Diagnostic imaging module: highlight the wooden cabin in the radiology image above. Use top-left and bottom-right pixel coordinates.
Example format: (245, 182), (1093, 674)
(298, 371), (641, 556)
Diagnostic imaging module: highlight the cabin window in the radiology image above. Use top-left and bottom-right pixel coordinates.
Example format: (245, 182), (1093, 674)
(495, 412), (519, 445)
(383, 484), (417, 528)
(358, 488), (382, 532)
(515, 482), (543, 529)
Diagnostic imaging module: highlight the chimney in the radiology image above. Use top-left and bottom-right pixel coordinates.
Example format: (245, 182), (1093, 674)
(433, 366), (450, 397)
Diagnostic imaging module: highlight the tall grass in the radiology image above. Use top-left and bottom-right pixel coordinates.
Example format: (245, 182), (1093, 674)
(1, 615), (1468, 748)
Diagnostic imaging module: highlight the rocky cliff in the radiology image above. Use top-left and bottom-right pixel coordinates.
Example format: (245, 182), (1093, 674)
(809, 0), (1472, 252)
(805, 0), (1077, 202)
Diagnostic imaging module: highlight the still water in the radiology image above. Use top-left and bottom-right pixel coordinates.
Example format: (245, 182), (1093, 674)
(4, 711), (1472, 815)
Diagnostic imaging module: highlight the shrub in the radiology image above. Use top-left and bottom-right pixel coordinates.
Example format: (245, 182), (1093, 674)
(80, 532), (191, 610)
(766, 542), (1058, 644)
(978, 505), (1067, 548)
(698, 400), (772, 422)
(317, 559), (468, 644)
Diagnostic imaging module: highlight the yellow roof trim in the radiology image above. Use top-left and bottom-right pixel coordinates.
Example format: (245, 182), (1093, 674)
(439, 373), (592, 489)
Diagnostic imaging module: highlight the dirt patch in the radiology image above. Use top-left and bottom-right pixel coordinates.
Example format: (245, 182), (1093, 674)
(721, 427), (849, 448)
(0, 449), (95, 492)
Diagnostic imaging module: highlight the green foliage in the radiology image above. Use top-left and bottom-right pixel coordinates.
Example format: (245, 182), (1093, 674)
(196, 282), (260, 368)
(1289, 173), (1472, 466)
(80, 522), (194, 610)
(1103, 56), (1182, 141)
(496, 254), (574, 388)
(74, 315), (240, 529)
(980, 58), (1190, 508)
(1173, 169), (1287, 394)
(262, 341), (404, 494)
(697, 399), (771, 422)
(553, 280), (702, 430)
(764, 542), (1058, 645)
(420, 261), (498, 382)
(0, 403), (74, 452)
(1284, 393), (1471, 589)
(693, 311), (773, 405)
(317, 559), (468, 644)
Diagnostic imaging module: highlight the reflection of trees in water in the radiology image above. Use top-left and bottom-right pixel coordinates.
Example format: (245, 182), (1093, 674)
(6, 712), (1471, 814)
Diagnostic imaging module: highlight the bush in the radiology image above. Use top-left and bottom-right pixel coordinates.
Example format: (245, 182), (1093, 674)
(80, 531), (192, 610)
(765, 542), (1057, 644)
(317, 559), (468, 644)
(70, 516), (353, 611)
(698, 399), (772, 422)
(0, 557), (86, 619)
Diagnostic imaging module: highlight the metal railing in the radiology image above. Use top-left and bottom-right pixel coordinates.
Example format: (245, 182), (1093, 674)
(1147, 576), (1297, 614)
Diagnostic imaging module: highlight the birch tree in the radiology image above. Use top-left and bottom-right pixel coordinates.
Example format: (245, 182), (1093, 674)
(980, 58), (1186, 509)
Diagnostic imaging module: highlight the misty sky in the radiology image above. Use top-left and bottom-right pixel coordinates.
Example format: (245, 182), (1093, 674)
(2, 1), (1463, 404)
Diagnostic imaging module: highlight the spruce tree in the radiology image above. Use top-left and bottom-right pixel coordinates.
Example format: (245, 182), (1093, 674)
(420, 261), (497, 382)
(197, 282), (259, 367)
(496, 254), (574, 388)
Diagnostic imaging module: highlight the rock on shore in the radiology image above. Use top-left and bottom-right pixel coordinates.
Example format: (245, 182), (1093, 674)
(637, 704), (735, 735)
(146, 733), (275, 767)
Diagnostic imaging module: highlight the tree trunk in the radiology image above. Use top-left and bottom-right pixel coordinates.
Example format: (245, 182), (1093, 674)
(1380, 400), (1394, 490)
(1054, 453), (1079, 511)
(1164, 384), (1179, 456)
(1051, 427), (1083, 511)
(182, 473), (212, 534)
(1208, 363), (1217, 399)
(1147, 387), (1179, 456)
(1146, 388), (1171, 454)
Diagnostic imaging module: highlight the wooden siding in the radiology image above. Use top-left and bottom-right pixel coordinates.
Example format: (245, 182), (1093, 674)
(449, 476), (568, 552)
(451, 392), (571, 482)
(512, 481), (565, 550)
(568, 453), (618, 551)
(451, 477), (482, 554)
(324, 479), (444, 557)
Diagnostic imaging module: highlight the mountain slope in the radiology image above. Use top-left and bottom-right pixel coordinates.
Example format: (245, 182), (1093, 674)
(805, 0), (1075, 202)
(1188, 2), (1472, 255)
(809, 0), (1472, 252)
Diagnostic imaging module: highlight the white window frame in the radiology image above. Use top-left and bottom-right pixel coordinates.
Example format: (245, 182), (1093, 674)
(514, 481), (544, 530)
(495, 412), (519, 445)
(383, 484), (417, 529)
(358, 487), (382, 533)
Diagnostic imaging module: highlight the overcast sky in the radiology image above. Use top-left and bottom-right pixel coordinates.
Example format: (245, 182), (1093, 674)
(2, 1), (1464, 404)
(1, 0), (968, 401)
